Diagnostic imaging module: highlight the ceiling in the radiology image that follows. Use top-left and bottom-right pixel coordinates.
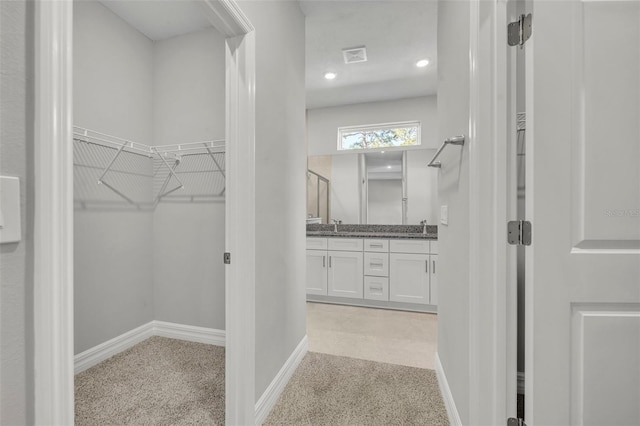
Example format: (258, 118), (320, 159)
(98, 0), (438, 109)
(301, 0), (438, 109)
(366, 151), (403, 179)
(99, 0), (212, 41)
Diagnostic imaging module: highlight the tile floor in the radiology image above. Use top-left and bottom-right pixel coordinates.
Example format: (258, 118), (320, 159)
(306, 302), (438, 369)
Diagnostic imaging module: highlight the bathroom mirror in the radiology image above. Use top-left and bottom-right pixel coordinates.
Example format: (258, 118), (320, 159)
(307, 148), (438, 225)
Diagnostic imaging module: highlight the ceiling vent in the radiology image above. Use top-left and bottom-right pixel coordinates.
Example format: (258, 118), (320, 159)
(342, 46), (367, 64)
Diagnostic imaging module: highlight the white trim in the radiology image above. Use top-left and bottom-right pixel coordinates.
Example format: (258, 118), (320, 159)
(74, 322), (154, 374)
(34, 0), (74, 424)
(435, 353), (462, 426)
(153, 321), (226, 346)
(254, 335), (309, 425)
(224, 29), (257, 426)
(36, 1), (256, 424)
(467, 0), (513, 424)
(74, 321), (226, 374)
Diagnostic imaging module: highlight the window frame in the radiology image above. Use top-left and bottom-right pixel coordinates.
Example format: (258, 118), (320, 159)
(336, 120), (422, 152)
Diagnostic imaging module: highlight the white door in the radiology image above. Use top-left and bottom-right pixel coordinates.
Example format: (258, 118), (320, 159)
(389, 253), (429, 304)
(306, 250), (327, 295)
(327, 250), (363, 298)
(527, 2), (640, 425)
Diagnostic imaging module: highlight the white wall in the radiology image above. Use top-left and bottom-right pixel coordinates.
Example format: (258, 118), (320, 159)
(73, 0), (155, 354)
(307, 96), (438, 156)
(436, 0), (471, 424)
(0, 0), (34, 422)
(236, 0), (307, 403)
(368, 179), (402, 224)
(407, 149), (438, 224)
(330, 154), (360, 224)
(152, 29), (226, 330)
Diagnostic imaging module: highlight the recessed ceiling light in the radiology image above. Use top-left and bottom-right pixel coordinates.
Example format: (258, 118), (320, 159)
(416, 59), (430, 68)
(324, 72), (337, 80)
(381, 151), (385, 154)
(387, 165), (392, 169)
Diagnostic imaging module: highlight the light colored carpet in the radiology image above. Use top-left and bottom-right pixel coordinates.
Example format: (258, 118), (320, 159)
(75, 336), (225, 425)
(264, 352), (449, 426)
(76, 337), (448, 426)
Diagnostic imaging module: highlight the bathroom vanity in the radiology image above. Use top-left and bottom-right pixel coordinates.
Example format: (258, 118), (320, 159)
(306, 224), (438, 313)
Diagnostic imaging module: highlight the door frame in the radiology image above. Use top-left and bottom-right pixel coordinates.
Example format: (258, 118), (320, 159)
(467, 0), (518, 424)
(33, 1), (256, 424)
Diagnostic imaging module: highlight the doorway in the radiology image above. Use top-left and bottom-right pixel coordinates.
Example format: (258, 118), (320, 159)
(33, 0), (256, 424)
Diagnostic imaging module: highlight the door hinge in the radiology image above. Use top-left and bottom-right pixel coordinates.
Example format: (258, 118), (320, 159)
(508, 220), (532, 246)
(508, 13), (532, 47)
(224, 252), (231, 264)
(508, 417), (527, 426)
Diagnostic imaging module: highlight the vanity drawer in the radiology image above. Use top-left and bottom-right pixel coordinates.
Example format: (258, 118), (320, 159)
(389, 239), (430, 254)
(364, 239), (389, 252)
(364, 252), (389, 277)
(306, 237), (328, 250)
(364, 276), (389, 301)
(328, 238), (363, 252)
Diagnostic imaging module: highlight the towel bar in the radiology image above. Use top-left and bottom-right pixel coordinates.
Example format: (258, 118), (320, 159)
(427, 135), (466, 168)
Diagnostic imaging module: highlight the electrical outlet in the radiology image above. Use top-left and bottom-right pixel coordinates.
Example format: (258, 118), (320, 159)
(440, 205), (448, 226)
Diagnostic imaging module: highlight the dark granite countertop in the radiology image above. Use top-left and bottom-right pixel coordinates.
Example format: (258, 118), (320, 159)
(306, 224), (438, 240)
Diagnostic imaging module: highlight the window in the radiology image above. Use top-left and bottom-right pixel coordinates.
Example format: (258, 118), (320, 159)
(337, 121), (421, 151)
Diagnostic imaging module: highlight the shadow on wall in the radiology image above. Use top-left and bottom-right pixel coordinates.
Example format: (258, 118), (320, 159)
(73, 141), (225, 211)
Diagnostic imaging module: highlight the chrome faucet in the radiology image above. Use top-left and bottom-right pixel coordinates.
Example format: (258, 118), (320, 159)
(420, 220), (428, 234)
(332, 219), (342, 232)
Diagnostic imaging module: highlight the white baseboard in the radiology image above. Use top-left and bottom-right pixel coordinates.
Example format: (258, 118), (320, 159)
(74, 321), (226, 374)
(255, 335), (308, 425)
(152, 320), (226, 346)
(435, 352), (462, 426)
(74, 322), (154, 374)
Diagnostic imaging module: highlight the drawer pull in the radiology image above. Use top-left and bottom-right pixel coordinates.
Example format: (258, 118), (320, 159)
(369, 285), (383, 291)
(370, 262), (384, 267)
(370, 244), (384, 248)
(432, 260), (435, 273)
(425, 260), (429, 273)
(329, 256), (332, 268)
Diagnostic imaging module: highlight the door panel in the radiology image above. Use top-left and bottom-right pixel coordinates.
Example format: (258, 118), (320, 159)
(389, 253), (429, 304)
(572, 305), (640, 426)
(527, 1), (640, 425)
(430, 254), (438, 306)
(327, 251), (363, 298)
(306, 250), (327, 295)
(572, 2), (640, 248)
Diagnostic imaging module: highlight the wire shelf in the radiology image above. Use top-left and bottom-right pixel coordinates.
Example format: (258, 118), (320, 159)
(73, 126), (226, 209)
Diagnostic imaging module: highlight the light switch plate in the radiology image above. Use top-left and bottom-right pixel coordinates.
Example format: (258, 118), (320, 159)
(0, 176), (22, 244)
(440, 205), (448, 226)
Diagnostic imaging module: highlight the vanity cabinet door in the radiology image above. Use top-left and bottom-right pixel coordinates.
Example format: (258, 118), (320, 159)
(306, 250), (328, 295)
(327, 250), (363, 298)
(389, 253), (429, 304)
(429, 254), (438, 305)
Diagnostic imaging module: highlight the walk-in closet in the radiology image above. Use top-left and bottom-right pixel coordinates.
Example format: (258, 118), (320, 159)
(72, 1), (227, 422)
